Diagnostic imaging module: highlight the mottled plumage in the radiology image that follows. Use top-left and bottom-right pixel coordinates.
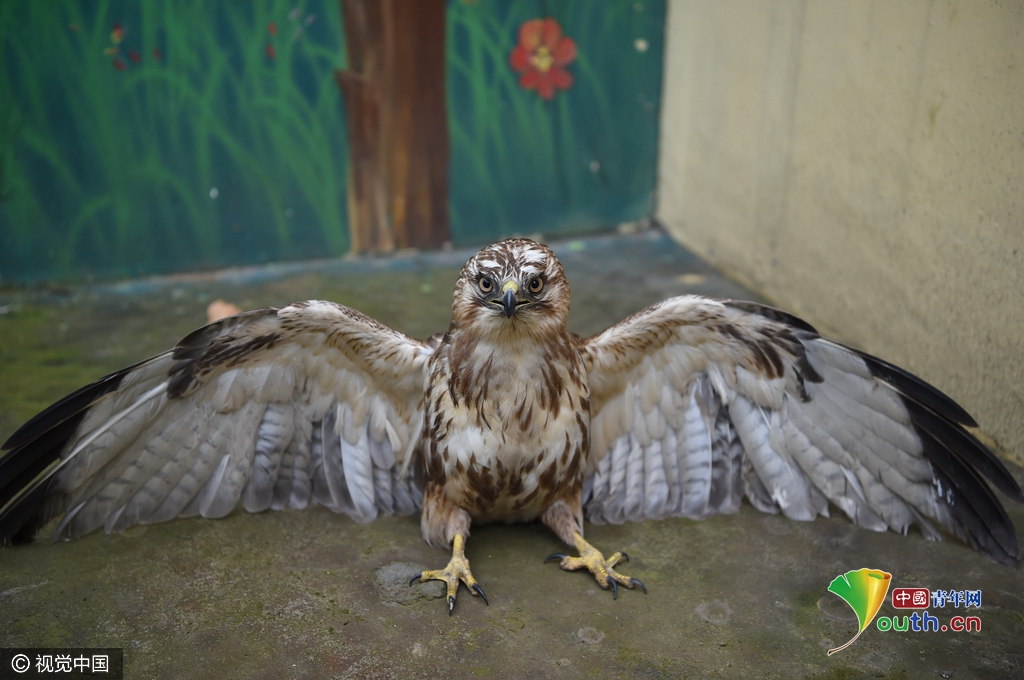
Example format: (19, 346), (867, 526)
(1, 239), (1021, 612)
(421, 242), (587, 545)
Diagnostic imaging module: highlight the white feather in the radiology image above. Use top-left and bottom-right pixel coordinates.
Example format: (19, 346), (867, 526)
(679, 392), (713, 518)
(622, 433), (646, 522)
(642, 438), (668, 518)
(341, 404), (377, 523)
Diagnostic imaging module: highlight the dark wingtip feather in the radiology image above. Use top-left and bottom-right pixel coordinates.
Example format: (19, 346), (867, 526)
(0, 482), (65, 546)
(1, 311), (280, 546)
(0, 415), (85, 494)
(855, 344), (1023, 505)
(908, 405), (1021, 564)
(855, 350), (977, 427)
(0, 371), (130, 546)
(1, 343), (173, 453)
(904, 400), (1024, 505)
(0, 352), (169, 545)
(2, 372), (125, 452)
(0, 414), (85, 546)
(848, 342), (1024, 561)
(930, 467), (1020, 567)
(834, 340), (1021, 562)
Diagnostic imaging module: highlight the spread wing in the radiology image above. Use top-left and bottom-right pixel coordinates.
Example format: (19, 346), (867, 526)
(581, 295), (1023, 566)
(0, 300), (435, 545)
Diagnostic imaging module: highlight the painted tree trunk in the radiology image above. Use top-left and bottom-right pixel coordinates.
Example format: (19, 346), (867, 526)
(335, 0), (450, 253)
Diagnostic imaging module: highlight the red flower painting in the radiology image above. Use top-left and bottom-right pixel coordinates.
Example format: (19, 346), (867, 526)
(509, 18), (577, 100)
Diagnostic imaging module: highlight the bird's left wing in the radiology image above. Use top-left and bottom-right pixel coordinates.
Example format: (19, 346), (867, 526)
(0, 300), (435, 545)
(581, 295), (1023, 565)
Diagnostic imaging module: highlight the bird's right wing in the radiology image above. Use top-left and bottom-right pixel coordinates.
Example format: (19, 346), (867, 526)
(1, 300), (435, 544)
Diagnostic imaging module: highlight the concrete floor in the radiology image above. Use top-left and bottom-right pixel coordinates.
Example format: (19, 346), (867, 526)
(1, 230), (1022, 679)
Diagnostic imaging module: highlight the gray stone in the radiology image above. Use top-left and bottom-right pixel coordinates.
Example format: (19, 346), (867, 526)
(374, 562), (444, 604)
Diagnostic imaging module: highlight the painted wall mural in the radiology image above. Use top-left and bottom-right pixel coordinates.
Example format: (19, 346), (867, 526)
(0, 0), (665, 283)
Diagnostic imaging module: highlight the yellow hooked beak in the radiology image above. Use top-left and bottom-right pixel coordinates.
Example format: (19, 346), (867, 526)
(499, 281), (519, 318)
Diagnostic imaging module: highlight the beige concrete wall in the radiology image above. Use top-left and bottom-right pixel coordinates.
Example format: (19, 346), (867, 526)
(657, 0), (1024, 461)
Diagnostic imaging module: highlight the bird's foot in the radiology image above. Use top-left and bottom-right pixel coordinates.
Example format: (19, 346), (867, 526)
(411, 533), (488, 615)
(545, 531), (647, 599)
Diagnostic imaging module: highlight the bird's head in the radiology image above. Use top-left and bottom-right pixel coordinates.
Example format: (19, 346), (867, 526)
(453, 238), (570, 339)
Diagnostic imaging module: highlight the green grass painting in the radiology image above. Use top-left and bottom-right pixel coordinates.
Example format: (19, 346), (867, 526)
(0, 0), (350, 282)
(0, 0), (664, 283)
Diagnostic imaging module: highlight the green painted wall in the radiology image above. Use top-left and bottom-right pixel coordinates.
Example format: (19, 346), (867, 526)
(0, 0), (664, 283)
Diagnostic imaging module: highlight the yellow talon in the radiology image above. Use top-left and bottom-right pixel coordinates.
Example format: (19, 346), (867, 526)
(412, 534), (488, 614)
(545, 531), (647, 599)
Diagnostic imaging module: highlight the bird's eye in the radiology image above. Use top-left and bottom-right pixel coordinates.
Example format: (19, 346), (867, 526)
(529, 277), (544, 293)
(479, 277), (493, 293)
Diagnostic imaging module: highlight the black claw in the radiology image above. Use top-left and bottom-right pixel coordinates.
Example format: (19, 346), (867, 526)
(544, 553), (568, 564)
(610, 579), (618, 600)
(629, 577), (647, 594)
(471, 583), (490, 606)
(619, 551), (630, 564)
(448, 595), (455, 616)
(409, 573), (423, 587)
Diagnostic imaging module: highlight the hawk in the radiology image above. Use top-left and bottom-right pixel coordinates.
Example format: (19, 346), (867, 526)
(1, 239), (1020, 614)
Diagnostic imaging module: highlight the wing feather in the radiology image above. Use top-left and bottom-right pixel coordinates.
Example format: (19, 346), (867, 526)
(582, 295), (1022, 565)
(282, 420), (314, 511)
(703, 380), (744, 516)
(110, 408), (215, 531)
(0, 300), (434, 544)
(391, 465), (419, 516)
(660, 428), (683, 516)
(642, 438), (668, 518)
(731, 396), (821, 521)
(145, 420), (228, 524)
(340, 404), (377, 523)
(241, 402), (295, 513)
(189, 452), (232, 518)
(316, 406), (353, 514)
(678, 388), (713, 518)
(623, 433), (646, 522)
(200, 400), (267, 519)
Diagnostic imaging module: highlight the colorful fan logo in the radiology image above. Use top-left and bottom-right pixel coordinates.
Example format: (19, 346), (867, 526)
(826, 568), (892, 655)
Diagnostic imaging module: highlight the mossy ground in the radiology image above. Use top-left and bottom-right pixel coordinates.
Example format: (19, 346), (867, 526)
(2, 231), (1022, 678)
